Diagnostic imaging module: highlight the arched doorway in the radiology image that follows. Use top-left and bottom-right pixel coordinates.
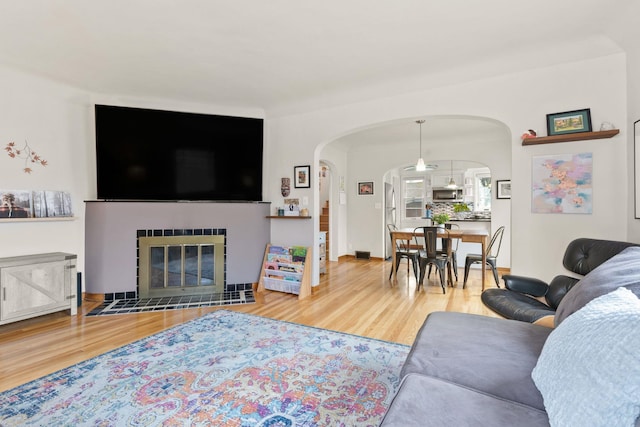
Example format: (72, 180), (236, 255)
(317, 115), (511, 268)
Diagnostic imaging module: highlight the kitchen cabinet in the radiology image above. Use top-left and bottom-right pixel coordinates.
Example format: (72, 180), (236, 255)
(431, 172), (464, 188)
(0, 252), (77, 325)
(463, 176), (474, 202)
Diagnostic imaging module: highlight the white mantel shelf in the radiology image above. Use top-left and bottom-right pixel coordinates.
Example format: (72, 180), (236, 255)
(0, 217), (76, 223)
(266, 216), (312, 219)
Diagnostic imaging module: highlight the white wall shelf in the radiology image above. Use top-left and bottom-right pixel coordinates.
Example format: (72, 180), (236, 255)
(0, 217), (76, 223)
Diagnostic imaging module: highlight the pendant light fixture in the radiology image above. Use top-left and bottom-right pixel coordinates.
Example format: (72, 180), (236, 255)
(446, 160), (457, 188)
(415, 120), (426, 172)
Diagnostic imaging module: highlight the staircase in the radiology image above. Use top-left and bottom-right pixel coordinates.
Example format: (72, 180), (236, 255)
(320, 201), (329, 260)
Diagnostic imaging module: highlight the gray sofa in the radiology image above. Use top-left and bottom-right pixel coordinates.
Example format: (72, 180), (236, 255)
(380, 239), (640, 426)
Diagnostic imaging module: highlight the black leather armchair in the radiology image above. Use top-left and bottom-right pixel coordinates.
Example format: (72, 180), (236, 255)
(481, 238), (639, 323)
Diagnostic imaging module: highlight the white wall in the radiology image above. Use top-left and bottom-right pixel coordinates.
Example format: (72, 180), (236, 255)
(267, 53), (629, 284)
(620, 6), (640, 242)
(628, 48), (640, 242)
(510, 55), (627, 280)
(0, 65), (92, 278)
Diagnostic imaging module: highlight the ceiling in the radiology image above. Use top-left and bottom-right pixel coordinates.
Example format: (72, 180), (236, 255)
(0, 1), (635, 116)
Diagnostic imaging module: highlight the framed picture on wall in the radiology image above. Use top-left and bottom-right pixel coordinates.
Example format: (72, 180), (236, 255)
(294, 165), (310, 188)
(358, 181), (374, 195)
(496, 180), (511, 199)
(546, 108), (592, 136)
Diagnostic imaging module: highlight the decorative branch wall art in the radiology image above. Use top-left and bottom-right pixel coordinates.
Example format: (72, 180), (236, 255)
(4, 140), (48, 173)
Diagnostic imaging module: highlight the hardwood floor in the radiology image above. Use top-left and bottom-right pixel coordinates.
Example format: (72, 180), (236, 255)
(0, 257), (501, 393)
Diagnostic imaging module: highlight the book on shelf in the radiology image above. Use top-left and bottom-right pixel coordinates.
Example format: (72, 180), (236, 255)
(266, 253), (293, 263)
(291, 246), (307, 256)
(291, 246), (307, 262)
(264, 261), (279, 270)
(268, 246), (290, 255)
(278, 265), (302, 273)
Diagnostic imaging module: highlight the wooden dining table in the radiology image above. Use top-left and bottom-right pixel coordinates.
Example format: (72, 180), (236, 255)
(390, 227), (490, 290)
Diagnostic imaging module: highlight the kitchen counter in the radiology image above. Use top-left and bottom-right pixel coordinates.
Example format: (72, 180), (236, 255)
(449, 218), (491, 222)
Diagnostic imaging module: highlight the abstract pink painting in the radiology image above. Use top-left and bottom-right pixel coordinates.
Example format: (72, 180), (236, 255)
(532, 153), (592, 214)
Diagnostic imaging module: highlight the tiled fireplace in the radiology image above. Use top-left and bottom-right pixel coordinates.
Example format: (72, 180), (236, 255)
(85, 225), (257, 315)
(84, 201), (270, 308)
(137, 228), (227, 298)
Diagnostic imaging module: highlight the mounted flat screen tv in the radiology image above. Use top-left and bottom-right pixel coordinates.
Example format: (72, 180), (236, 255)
(95, 105), (263, 201)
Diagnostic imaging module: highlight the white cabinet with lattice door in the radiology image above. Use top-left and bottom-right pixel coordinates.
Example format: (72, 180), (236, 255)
(0, 252), (77, 325)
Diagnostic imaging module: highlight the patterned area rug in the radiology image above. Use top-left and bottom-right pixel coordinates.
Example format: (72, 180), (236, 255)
(0, 310), (409, 426)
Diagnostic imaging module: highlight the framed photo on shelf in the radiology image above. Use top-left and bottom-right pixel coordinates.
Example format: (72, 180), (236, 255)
(496, 180), (511, 199)
(546, 108), (592, 136)
(294, 165), (310, 188)
(0, 190), (32, 218)
(358, 181), (374, 195)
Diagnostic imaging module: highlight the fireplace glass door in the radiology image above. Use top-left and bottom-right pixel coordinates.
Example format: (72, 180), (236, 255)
(139, 235), (224, 298)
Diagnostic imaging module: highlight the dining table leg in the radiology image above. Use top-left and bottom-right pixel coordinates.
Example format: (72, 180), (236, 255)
(446, 237), (454, 286)
(481, 238), (486, 291)
(390, 235), (397, 280)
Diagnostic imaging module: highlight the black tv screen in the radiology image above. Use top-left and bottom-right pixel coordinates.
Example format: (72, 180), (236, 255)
(95, 105), (263, 201)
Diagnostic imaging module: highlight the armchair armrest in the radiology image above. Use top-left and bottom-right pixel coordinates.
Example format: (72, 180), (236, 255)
(502, 274), (549, 297)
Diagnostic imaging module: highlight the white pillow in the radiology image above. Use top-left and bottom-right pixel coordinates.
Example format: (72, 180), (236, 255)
(532, 287), (640, 427)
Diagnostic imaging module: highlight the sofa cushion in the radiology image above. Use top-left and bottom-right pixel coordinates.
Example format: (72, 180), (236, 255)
(401, 311), (552, 410)
(555, 246), (640, 326)
(532, 287), (640, 427)
(380, 373), (549, 427)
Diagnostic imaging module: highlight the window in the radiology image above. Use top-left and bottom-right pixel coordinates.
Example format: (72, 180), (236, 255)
(403, 177), (425, 219)
(475, 173), (491, 211)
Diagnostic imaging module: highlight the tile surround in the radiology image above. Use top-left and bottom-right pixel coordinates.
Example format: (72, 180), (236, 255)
(95, 227), (253, 305)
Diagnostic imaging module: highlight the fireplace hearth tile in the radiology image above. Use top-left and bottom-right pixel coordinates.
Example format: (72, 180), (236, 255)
(86, 290), (255, 316)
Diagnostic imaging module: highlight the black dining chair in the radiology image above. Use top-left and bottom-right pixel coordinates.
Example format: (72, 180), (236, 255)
(428, 223), (460, 281)
(415, 226), (450, 293)
(463, 226), (505, 288)
(388, 224), (419, 282)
